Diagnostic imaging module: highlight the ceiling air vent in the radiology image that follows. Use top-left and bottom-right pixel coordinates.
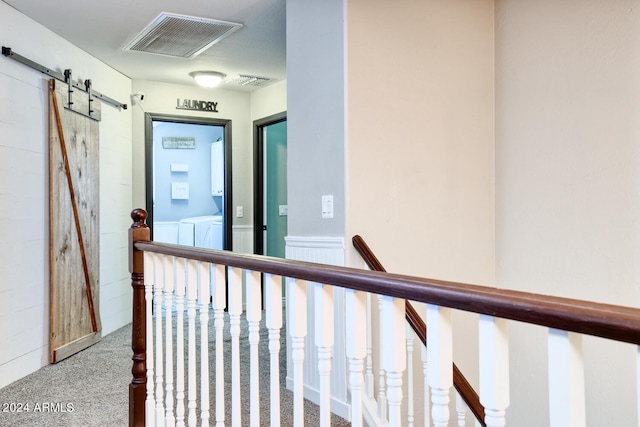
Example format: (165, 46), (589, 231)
(226, 74), (272, 87)
(123, 12), (243, 59)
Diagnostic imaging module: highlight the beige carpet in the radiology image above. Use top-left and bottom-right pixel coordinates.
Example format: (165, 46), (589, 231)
(0, 310), (350, 427)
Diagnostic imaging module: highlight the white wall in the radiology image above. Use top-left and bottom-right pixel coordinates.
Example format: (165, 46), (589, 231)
(251, 80), (287, 121)
(496, 1), (640, 425)
(0, 2), (133, 387)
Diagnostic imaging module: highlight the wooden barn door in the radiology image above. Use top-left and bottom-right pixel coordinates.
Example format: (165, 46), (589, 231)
(49, 79), (101, 363)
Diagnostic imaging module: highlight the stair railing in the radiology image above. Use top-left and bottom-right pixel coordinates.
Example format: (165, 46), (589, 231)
(352, 234), (485, 426)
(130, 209), (640, 427)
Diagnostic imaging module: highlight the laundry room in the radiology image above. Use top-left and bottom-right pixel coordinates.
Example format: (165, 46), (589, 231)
(151, 120), (225, 250)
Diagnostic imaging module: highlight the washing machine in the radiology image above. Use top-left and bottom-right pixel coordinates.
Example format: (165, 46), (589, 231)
(178, 215), (223, 250)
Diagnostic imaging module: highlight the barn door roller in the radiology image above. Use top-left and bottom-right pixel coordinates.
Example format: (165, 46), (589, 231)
(2, 46), (128, 114)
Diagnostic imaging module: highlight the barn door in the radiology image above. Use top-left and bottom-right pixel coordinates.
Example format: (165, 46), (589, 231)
(49, 79), (101, 363)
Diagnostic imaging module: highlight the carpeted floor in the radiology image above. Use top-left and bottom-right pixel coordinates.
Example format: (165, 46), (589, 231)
(0, 311), (351, 427)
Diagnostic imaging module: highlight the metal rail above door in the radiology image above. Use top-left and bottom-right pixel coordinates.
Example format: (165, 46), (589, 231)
(2, 46), (128, 118)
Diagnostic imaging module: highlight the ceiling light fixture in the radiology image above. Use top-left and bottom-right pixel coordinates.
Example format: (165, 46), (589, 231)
(190, 71), (226, 88)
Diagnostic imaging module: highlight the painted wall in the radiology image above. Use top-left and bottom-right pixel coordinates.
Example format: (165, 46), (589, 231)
(495, 1), (640, 425)
(265, 121), (288, 258)
(286, 0), (346, 238)
(152, 122), (224, 221)
(0, 2), (133, 388)
(251, 80), (287, 121)
(344, 2), (495, 424)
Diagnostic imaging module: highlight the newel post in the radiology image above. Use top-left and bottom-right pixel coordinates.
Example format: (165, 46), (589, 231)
(129, 209), (150, 427)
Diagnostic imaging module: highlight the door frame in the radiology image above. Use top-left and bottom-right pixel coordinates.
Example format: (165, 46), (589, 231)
(145, 112), (233, 250)
(253, 111), (287, 255)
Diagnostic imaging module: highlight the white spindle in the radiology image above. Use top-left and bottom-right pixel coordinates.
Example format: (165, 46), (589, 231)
(548, 329), (585, 427)
(175, 257), (186, 427)
(456, 392), (467, 427)
(265, 274), (283, 427)
(365, 292), (375, 400)
(406, 322), (415, 427)
(164, 256), (176, 427)
(479, 315), (509, 427)
(427, 304), (453, 427)
(153, 254), (165, 426)
(186, 259), (198, 426)
(638, 346), (640, 427)
(346, 289), (367, 427)
(197, 262), (211, 426)
(228, 267), (243, 427)
(212, 264), (226, 427)
(314, 282), (334, 427)
(288, 277), (307, 427)
(246, 270), (262, 427)
(144, 252), (156, 426)
(421, 345), (430, 427)
(382, 296), (406, 427)
(377, 295), (388, 422)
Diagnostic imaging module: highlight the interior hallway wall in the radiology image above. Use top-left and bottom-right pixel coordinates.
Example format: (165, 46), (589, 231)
(0, 1), (133, 388)
(495, 1), (640, 425)
(345, 1), (495, 424)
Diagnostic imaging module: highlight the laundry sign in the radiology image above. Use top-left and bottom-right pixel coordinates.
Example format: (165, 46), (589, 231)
(176, 98), (219, 113)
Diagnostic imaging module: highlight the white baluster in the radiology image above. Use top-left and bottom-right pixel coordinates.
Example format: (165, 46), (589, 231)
(212, 264), (226, 427)
(382, 296), (406, 427)
(638, 346), (640, 427)
(345, 289), (367, 427)
(548, 329), (585, 427)
(164, 256), (176, 427)
(314, 282), (334, 427)
(377, 295), (388, 422)
(365, 292), (375, 400)
(175, 257), (186, 427)
(228, 267), (243, 427)
(456, 392), (467, 427)
(479, 315), (509, 427)
(421, 345), (430, 427)
(144, 252), (156, 427)
(197, 262), (211, 426)
(265, 274), (283, 427)
(406, 322), (415, 427)
(186, 259), (198, 426)
(288, 277), (307, 427)
(246, 270), (262, 427)
(427, 304), (453, 427)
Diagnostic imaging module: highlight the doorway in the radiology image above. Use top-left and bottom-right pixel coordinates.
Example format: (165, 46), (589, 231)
(253, 112), (287, 256)
(145, 113), (232, 250)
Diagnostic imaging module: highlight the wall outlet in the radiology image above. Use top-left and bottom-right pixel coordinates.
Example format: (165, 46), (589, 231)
(236, 206), (244, 218)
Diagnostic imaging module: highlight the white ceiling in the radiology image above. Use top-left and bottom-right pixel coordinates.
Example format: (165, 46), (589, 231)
(2, 0), (286, 92)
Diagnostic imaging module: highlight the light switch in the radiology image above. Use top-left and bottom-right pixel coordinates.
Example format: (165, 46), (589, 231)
(236, 206), (244, 218)
(279, 205), (288, 216)
(321, 195), (334, 219)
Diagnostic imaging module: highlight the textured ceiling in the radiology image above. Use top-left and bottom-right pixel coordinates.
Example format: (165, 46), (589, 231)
(2, 0), (286, 91)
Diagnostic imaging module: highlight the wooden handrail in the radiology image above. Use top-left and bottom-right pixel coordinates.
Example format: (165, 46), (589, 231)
(352, 234), (486, 425)
(131, 238), (640, 346)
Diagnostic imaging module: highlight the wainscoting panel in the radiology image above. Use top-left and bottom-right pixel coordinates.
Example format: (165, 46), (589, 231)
(232, 225), (253, 254)
(285, 236), (350, 420)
